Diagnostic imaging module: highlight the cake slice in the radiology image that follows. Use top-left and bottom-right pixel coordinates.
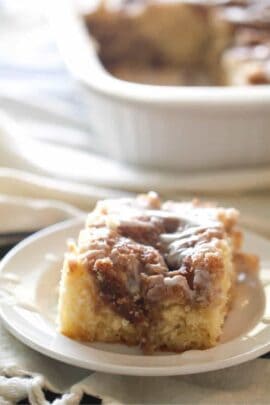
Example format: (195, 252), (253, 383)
(58, 192), (258, 353)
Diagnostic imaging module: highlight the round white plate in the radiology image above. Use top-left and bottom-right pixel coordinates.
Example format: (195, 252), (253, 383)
(0, 219), (270, 376)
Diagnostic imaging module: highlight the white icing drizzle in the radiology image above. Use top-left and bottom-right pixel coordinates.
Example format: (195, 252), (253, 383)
(159, 212), (221, 269)
(84, 195), (235, 302)
(160, 226), (206, 243)
(164, 233), (221, 270)
(94, 196), (226, 274)
(163, 275), (193, 299)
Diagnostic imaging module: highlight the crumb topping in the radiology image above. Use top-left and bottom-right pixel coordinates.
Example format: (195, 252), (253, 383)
(71, 193), (241, 324)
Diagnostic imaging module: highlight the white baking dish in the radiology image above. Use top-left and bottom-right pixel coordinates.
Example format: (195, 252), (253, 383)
(48, 0), (270, 172)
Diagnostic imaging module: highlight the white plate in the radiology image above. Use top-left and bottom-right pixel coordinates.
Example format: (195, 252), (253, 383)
(0, 219), (270, 376)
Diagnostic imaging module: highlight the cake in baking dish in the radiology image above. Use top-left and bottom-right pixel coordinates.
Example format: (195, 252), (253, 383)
(84, 0), (270, 86)
(58, 192), (258, 353)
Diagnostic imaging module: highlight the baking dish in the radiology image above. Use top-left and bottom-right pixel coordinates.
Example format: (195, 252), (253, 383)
(48, 0), (270, 171)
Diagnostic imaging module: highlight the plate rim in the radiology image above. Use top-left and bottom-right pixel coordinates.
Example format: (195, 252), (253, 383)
(0, 218), (270, 376)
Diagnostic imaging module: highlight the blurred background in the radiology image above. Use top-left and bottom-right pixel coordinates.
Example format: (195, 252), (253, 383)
(0, 0), (94, 150)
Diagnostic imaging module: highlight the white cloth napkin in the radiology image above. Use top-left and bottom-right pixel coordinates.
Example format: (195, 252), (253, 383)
(0, 110), (270, 236)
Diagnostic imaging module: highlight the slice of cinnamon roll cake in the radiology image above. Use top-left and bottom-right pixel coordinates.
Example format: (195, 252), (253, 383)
(58, 192), (258, 353)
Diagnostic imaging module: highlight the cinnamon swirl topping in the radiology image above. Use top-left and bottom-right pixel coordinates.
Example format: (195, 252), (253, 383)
(76, 193), (239, 324)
